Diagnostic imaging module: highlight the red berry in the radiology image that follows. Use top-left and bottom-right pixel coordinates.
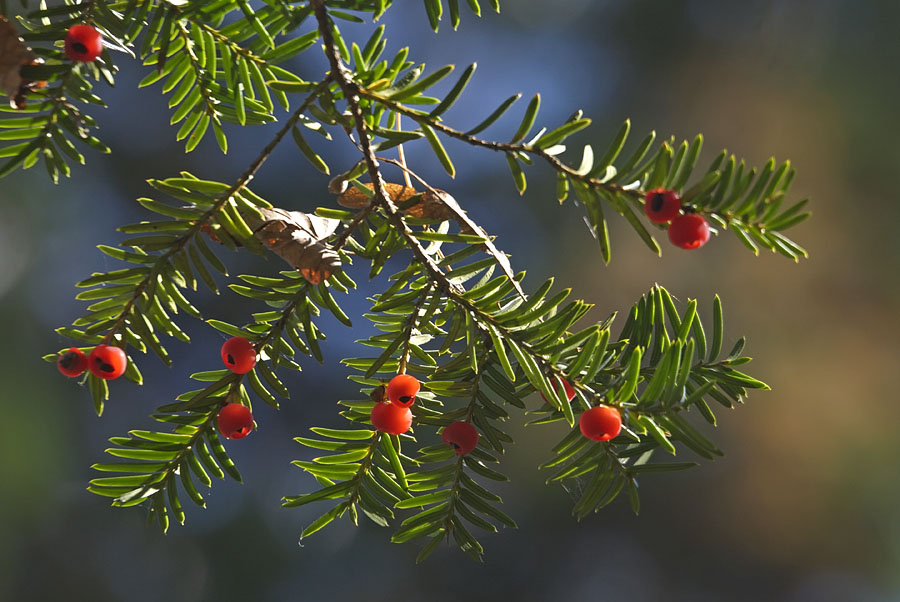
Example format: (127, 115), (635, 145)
(370, 401), (413, 435)
(57, 347), (88, 377)
(643, 188), (682, 223)
(221, 336), (257, 374)
(579, 405), (622, 441)
(386, 373), (420, 408)
(64, 25), (103, 62)
(441, 421), (479, 455)
(540, 377), (576, 404)
(217, 403), (254, 440)
(88, 345), (127, 380)
(668, 213), (710, 250)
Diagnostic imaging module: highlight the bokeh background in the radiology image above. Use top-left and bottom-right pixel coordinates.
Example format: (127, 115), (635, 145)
(1, 1), (898, 600)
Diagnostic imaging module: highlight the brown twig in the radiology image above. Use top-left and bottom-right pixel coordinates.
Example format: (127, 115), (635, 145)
(311, 0), (464, 297)
(357, 89), (641, 199)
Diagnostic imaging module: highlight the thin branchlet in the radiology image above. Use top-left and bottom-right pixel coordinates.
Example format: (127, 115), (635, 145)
(311, 0), (463, 299)
(357, 89), (639, 199)
(397, 284), (434, 375)
(356, 90), (795, 234)
(100, 78), (332, 345)
(438, 341), (492, 544)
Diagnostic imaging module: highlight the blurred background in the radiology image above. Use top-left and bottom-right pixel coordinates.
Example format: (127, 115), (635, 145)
(1, 1), (898, 600)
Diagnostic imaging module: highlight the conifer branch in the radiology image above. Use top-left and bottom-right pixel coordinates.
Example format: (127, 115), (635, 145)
(189, 18), (271, 68)
(13, 0), (804, 558)
(96, 78), (331, 347)
(359, 89), (633, 195)
(93, 271), (332, 528)
(173, 21), (219, 125)
(433, 343), (492, 555)
(355, 89), (807, 261)
(311, 0), (464, 295)
(311, 0), (577, 418)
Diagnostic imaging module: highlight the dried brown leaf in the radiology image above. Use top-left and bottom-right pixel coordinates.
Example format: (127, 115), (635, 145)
(0, 15), (41, 110)
(370, 384), (386, 402)
(246, 207), (342, 285)
(338, 181), (525, 300)
(337, 182), (455, 220)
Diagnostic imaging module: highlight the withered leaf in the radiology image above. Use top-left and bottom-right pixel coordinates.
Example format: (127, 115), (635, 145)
(369, 384), (386, 403)
(337, 182), (455, 220)
(338, 182), (525, 300)
(246, 207), (342, 285)
(0, 15), (39, 110)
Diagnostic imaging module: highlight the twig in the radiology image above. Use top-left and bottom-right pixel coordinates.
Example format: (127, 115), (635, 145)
(357, 89), (641, 199)
(398, 285), (434, 375)
(310, 0), (462, 297)
(101, 77), (333, 345)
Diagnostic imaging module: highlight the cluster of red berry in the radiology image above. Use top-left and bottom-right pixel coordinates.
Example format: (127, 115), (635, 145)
(216, 337), (259, 440)
(56, 336), (258, 441)
(63, 24), (103, 63)
(643, 188), (711, 250)
(540, 379), (623, 441)
(58, 344), (620, 449)
(57, 345), (127, 380)
(370, 374), (480, 455)
(369, 373), (623, 453)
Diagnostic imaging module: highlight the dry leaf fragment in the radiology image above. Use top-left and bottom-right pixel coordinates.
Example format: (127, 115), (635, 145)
(0, 15), (43, 110)
(337, 182), (455, 220)
(246, 207), (342, 285)
(370, 384), (386, 403)
(337, 181), (525, 300)
(199, 222), (223, 244)
(427, 188), (527, 301)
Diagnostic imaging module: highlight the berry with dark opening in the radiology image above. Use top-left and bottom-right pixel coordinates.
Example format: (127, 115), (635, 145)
(540, 377), (576, 404)
(579, 405), (622, 442)
(441, 421), (479, 455)
(88, 345), (127, 380)
(217, 403), (254, 440)
(64, 25), (103, 62)
(643, 188), (681, 223)
(668, 213), (710, 250)
(386, 373), (420, 408)
(221, 336), (257, 374)
(57, 347), (88, 377)
(370, 401), (413, 435)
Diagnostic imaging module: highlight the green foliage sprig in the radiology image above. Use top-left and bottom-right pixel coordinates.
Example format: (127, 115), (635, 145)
(3, 0), (811, 561)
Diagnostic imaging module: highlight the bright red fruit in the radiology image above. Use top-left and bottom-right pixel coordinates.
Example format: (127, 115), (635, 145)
(57, 347), (88, 377)
(386, 373), (420, 408)
(88, 345), (127, 380)
(217, 403), (254, 440)
(370, 401), (413, 435)
(441, 421), (479, 455)
(668, 213), (710, 250)
(579, 405), (622, 441)
(64, 25), (103, 62)
(221, 336), (257, 374)
(540, 377), (576, 404)
(643, 188), (681, 223)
